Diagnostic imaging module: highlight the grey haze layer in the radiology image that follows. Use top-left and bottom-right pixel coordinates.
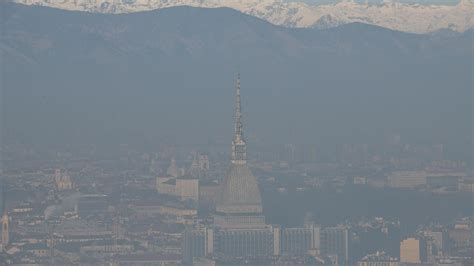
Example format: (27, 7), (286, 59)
(0, 3), (472, 160)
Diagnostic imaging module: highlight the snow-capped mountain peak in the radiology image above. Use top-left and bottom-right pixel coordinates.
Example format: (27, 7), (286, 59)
(11, 0), (474, 33)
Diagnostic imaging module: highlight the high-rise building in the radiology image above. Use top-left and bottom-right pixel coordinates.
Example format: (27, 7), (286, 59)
(321, 226), (349, 266)
(423, 229), (445, 261)
(282, 225), (320, 256)
(400, 237), (424, 264)
(182, 228), (213, 264)
(213, 227), (276, 258)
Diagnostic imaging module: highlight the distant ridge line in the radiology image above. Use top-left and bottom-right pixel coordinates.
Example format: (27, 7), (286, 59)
(8, 0), (474, 33)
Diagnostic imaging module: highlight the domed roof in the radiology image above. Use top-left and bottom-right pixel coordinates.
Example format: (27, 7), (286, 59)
(215, 74), (263, 215)
(216, 163), (262, 214)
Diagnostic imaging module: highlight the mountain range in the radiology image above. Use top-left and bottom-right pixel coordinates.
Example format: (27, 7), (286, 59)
(11, 0), (474, 33)
(0, 3), (472, 159)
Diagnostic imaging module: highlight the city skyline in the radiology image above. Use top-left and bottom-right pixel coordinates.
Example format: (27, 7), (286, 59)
(0, 1), (472, 265)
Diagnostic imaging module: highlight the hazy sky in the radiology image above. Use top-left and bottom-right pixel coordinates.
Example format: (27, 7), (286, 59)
(285, 0), (460, 5)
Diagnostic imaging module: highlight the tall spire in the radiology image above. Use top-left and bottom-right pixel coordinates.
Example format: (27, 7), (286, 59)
(234, 73), (243, 141)
(231, 73), (247, 164)
(216, 73), (262, 217)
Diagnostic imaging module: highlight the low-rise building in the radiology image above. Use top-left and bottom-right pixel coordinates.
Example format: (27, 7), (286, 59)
(357, 251), (399, 266)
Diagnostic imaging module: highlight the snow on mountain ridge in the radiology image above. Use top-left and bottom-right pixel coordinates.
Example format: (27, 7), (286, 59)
(11, 0), (474, 33)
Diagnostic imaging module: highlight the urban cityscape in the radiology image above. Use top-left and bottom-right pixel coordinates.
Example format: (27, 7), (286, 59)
(0, 73), (472, 265)
(0, 1), (473, 266)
